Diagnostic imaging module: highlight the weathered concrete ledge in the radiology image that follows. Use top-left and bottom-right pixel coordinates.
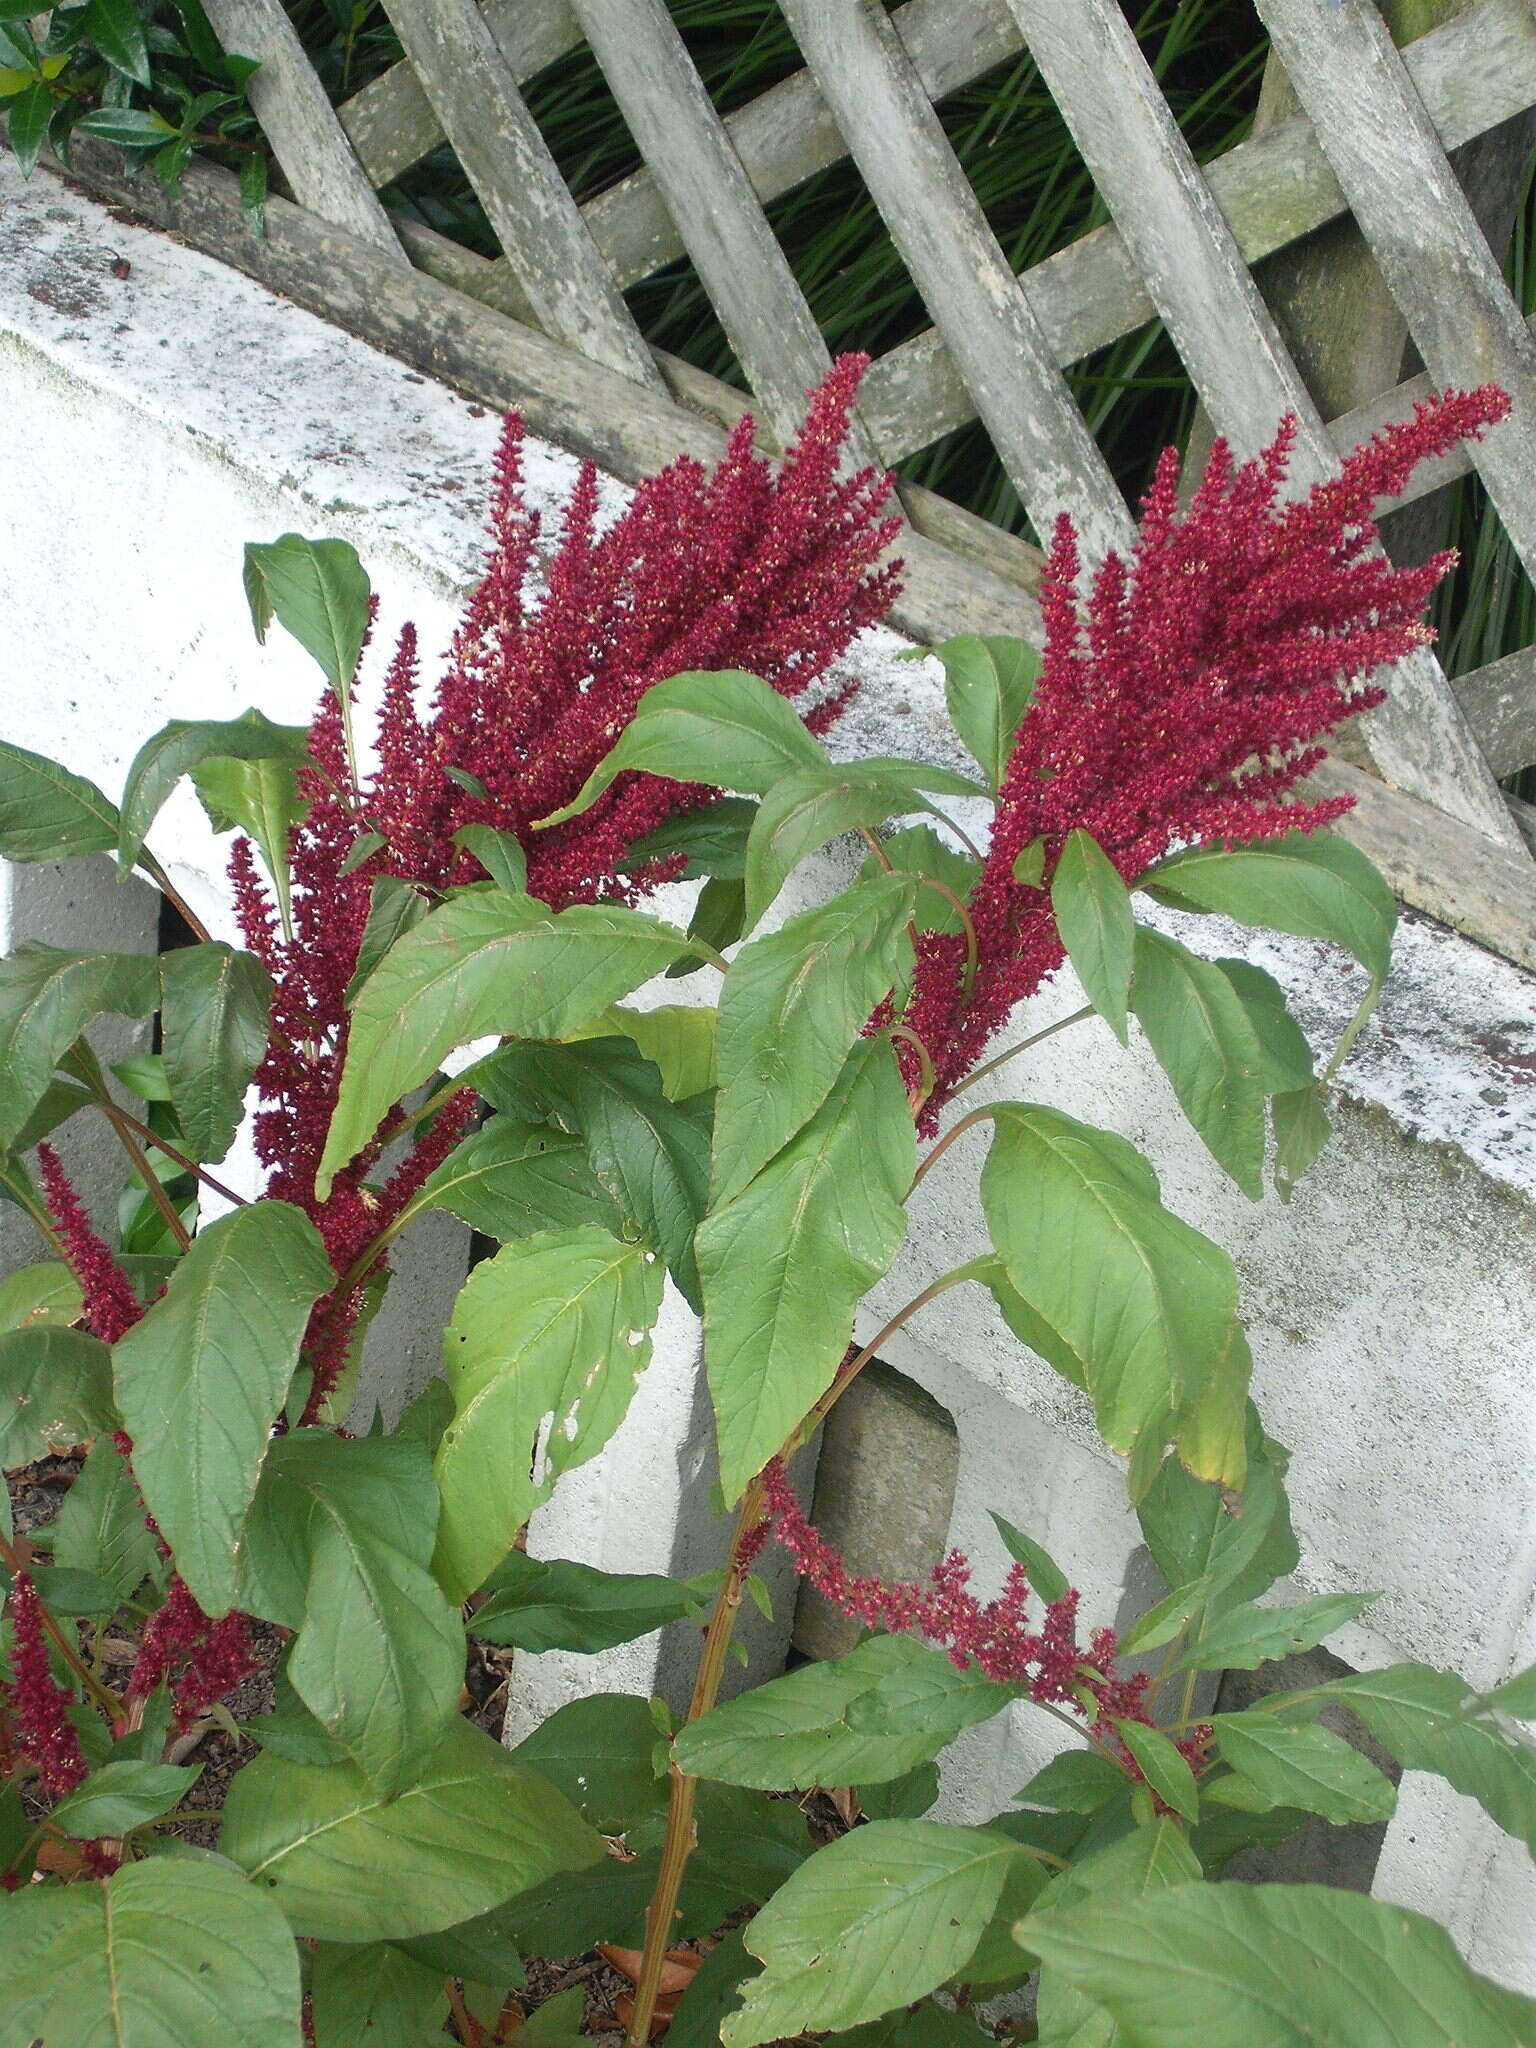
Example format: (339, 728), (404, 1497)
(2, 162), (1532, 1989)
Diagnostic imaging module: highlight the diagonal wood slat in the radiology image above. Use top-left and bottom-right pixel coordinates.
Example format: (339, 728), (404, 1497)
(1003, 0), (1525, 849)
(377, 0), (664, 389)
(776, 0), (1132, 563)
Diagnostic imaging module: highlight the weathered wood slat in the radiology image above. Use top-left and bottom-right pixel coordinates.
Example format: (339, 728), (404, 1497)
(1452, 648), (1536, 779)
(862, 0), (1536, 461)
(338, 0), (580, 195)
(565, 0), (871, 460)
(775, 0), (1132, 563)
(200, 0), (404, 256)
(377, 0), (663, 389)
(1004, 0), (1524, 850)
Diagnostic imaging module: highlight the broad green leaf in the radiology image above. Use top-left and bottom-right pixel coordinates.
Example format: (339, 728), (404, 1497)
(1136, 1414), (1297, 1613)
(961, 1850), (1054, 1987)
(6, 82), (52, 179)
(310, 1942), (446, 2048)
(472, 1552), (700, 1654)
(0, 943), (159, 1146)
(981, 1106), (1249, 1486)
(699, 1040), (913, 1502)
(667, 1928), (758, 2048)
(191, 753), (311, 933)
(1211, 1715), (1396, 1824)
(72, 104), (177, 146)
(346, 875), (429, 1000)
(84, 0), (150, 81)
(243, 534), (371, 691)
(0, 739), (119, 863)
(712, 872), (916, 1206)
(742, 758), (985, 929)
(1026, 1882), (1536, 2046)
(50, 1757), (200, 1836)
(1052, 832), (1134, 1046)
(51, 1437), (159, 1600)
(508, 1693), (668, 1832)
(860, 1762), (941, 1819)
(221, 1715), (602, 1941)
(858, 824), (981, 936)
(1144, 830), (1395, 982)
(159, 941), (272, 1163)
(928, 635), (1041, 788)
(674, 1634), (1010, 1790)
(0, 1857), (303, 2045)
(1175, 1590), (1378, 1672)
(320, 888), (691, 1195)
(724, 1821), (1020, 2046)
(454, 821), (529, 893)
(117, 708), (310, 870)
(410, 1116), (621, 1241)
(111, 1201), (334, 1616)
(1129, 929), (1272, 1197)
(667, 874), (747, 977)
(1016, 1751), (1130, 1815)
(1214, 959), (1315, 1093)
(601, 1002), (717, 1100)
(1298, 1663), (1536, 1850)
(1117, 1580), (1212, 1658)
(0, 1326), (117, 1464)
(0, 1260), (82, 1331)
(1114, 1722), (1199, 1822)
(837, 2012), (1004, 2048)
(981, 1258), (1089, 1389)
(432, 1228), (666, 1601)
(535, 670), (825, 828)
(1274, 1082), (1332, 1202)
(1483, 1665), (1536, 1720)
(389, 1899), (529, 1987)
(991, 1512), (1071, 1603)
(623, 796), (759, 880)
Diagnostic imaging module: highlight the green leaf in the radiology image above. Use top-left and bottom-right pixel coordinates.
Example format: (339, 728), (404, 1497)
(50, 1757), (201, 1836)
(860, 1762), (941, 1820)
(83, 0), (150, 81)
(981, 1106), (1250, 1486)
(508, 1693), (668, 1832)
(857, 824), (980, 936)
(623, 796), (759, 880)
(1026, 1882), (1536, 2047)
(432, 1228), (666, 1602)
(712, 871), (916, 1206)
(339, 828), (387, 875)
(159, 942), (272, 1163)
(0, 739), (120, 862)
(1211, 1714), (1396, 1824)
(836, 2008), (999, 2048)
(345, 875), (429, 1000)
(319, 888), (691, 1196)
(668, 873), (748, 975)
(117, 708), (310, 870)
(742, 758), (985, 929)
(1144, 830), (1395, 982)
(667, 1928), (758, 2048)
(1115, 1722), (1199, 1822)
(51, 1438), (158, 1600)
(698, 1039), (913, 1502)
(1136, 1413), (1297, 1613)
(455, 821), (529, 894)
(310, 1942), (446, 2048)
(0, 1857), (302, 2045)
(991, 1513), (1071, 1603)
(0, 1326), (117, 1464)
(1272, 1084), (1332, 1201)
(221, 1715), (602, 1942)
(929, 635), (1040, 789)
(239, 149), (267, 236)
(1013, 837), (1046, 888)
(1051, 832), (1134, 1046)
(1175, 1590), (1378, 1672)
(111, 1201), (334, 1616)
(1299, 1663), (1536, 1850)
(960, 1849), (1054, 1988)
(602, 1002), (717, 1100)
(723, 1821), (1020, 2047)
(1129, 929), (1272, 1197)
(674, 1634), (1010, 1791)
(472, 1552), (699, 1654)
(1017, 1751), (1130, 1815)
(1117, 1580), (1212, 1658)
(73, 104), (177, 146)
(0, 943), (159, 1147)
(6, 82), (52, 179)
(389, 1900), (528, 1988)
(534, 670), (825, 828)
(191, 753), (311, 933)
(243, 534), (371, 692)
(0, 1260), (82, 1332)
(411, 1116), (621, 1241)
(1482, 1665), (1536, 1720)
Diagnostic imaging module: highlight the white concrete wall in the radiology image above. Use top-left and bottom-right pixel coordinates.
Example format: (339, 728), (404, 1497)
(3, 162), (1533, 1990)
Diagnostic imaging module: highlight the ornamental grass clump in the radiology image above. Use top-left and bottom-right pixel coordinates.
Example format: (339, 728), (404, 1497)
(0, 365), (1532, 2048)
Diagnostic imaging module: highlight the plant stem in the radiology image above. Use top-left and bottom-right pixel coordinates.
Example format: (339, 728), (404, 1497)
(946, 1004), (1096, 1102)
(445, 1979), (486, 2046)
(99, 1103), (193, 1252)
(906, 1106), (995, 1200)
(98, 1107), (247, 1210)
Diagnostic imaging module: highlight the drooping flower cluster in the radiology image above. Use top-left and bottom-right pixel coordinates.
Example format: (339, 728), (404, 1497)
(904, 386), (1511, 1107)
(127, 1573), (256, 1732)
(36, 1141), (143, 1345)
(5, 1571), (89, 1798)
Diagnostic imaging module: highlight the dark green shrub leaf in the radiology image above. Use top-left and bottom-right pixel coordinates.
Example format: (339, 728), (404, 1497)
(239, 150), (267, 236)
(982, 1106), (1250, 1487)
(111, 1202), (334, 1616)
(666, 1928), (758, 2048)
(0, 944), (159, 1147)
(1175, 1589), (1378, 1672)
(712, 871), (916, 1206)
(389, 1899), (528, 1986)
(73, 105), (177, 146)
(1210, 1715), (1396, 1824)
(1026, 1883), (1536, 2046)
(927, 635), (1040, 789)
(411, 1116), (621, 1241)
(676, 1634), (1009, 1791)
(0, 740), (120, 862)
(310, 1941), (447, 2047)
(1051, 830), (1134, 1045)
(243, 534), (371, 692)
(6, 83), (52, 180)
(699, 1039), (912, 1502)
(51, 1437), (159, 1600)
(221, 1716), (602, 1942)
(599, 1003), (717, 1100)
(507, 1693), (669, 1832)
(723, 1821), (1021, 2046)
(50, 1757), (200, 1837)
(0, 1857), (302, 2045)
(859, 1762), (941, 1820)
(432, 1228), (666, 1601)
(535, 670), (825, 828)
(117, 708), (310, 870)
(667, 873), (748, 976)
(159, 942), (273, 1163)
(83, 0), (150, 81)
(0, 1326), (116, 1464)
(472, 1552), (700, 1654)
(320, 888), (691, 1195)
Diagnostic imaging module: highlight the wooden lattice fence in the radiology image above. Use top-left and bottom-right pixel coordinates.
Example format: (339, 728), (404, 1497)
(54, 0), (1536, 966)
